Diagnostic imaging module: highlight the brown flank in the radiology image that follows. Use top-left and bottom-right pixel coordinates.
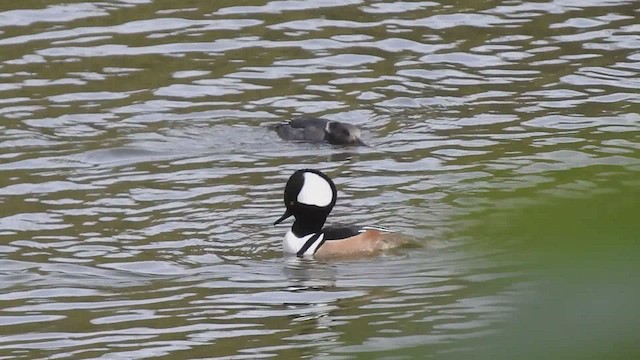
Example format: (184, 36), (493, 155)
(314, 229), (407, 258)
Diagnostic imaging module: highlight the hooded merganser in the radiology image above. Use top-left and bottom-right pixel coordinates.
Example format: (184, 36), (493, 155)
(272, 116), (366, 146)
(273, 169), (405, 257)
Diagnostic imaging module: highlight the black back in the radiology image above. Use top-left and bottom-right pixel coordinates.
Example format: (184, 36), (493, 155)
(322, 225), (361, 240)
(288, 116), (330, 129)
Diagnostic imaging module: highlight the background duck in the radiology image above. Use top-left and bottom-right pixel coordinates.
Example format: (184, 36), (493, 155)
(271, 116), (366, 146)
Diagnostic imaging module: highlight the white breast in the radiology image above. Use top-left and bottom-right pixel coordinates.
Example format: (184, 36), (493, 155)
(283, 230), (325, 256)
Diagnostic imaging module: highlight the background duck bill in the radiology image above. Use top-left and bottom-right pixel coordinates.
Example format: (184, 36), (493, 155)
(356, 138), (368, 146)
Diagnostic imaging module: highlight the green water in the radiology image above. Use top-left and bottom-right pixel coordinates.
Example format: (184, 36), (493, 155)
(0, 0), (639, 359)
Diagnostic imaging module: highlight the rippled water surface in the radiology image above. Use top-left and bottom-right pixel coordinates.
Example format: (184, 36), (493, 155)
(1, 0), (639, 358)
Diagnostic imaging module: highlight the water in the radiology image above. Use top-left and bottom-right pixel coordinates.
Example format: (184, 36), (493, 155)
(1, 1), (639, 358)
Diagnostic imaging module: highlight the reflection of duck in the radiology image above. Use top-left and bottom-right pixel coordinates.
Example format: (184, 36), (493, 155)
(283, 257), (337, 291)
(274, 169), (407, 258)
(272, 116), (366, 146)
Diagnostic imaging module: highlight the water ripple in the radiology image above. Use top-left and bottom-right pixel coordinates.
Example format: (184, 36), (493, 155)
(0, 0), (637, 358)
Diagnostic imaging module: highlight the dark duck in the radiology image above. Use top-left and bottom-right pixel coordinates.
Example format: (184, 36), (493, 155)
(272, 116), (366, 146)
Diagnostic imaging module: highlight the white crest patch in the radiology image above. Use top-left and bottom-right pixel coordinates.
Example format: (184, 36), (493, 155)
(297, 172), (333, 207)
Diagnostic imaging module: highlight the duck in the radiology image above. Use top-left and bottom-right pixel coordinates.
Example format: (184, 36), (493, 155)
(272, 116), (366, 146)
(273, 169), (406, 257)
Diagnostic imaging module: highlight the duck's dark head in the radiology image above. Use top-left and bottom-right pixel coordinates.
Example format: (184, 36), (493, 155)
(324, 121), (366, 146)
(274, 169), (337, 236)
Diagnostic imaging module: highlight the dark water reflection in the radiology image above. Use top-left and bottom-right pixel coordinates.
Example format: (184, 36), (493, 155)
(0, 0), (638, 358)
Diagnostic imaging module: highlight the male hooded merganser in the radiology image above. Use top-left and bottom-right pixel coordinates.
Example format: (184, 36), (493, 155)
(274, 169), (405, 257)
(272, 116), (366, 146)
